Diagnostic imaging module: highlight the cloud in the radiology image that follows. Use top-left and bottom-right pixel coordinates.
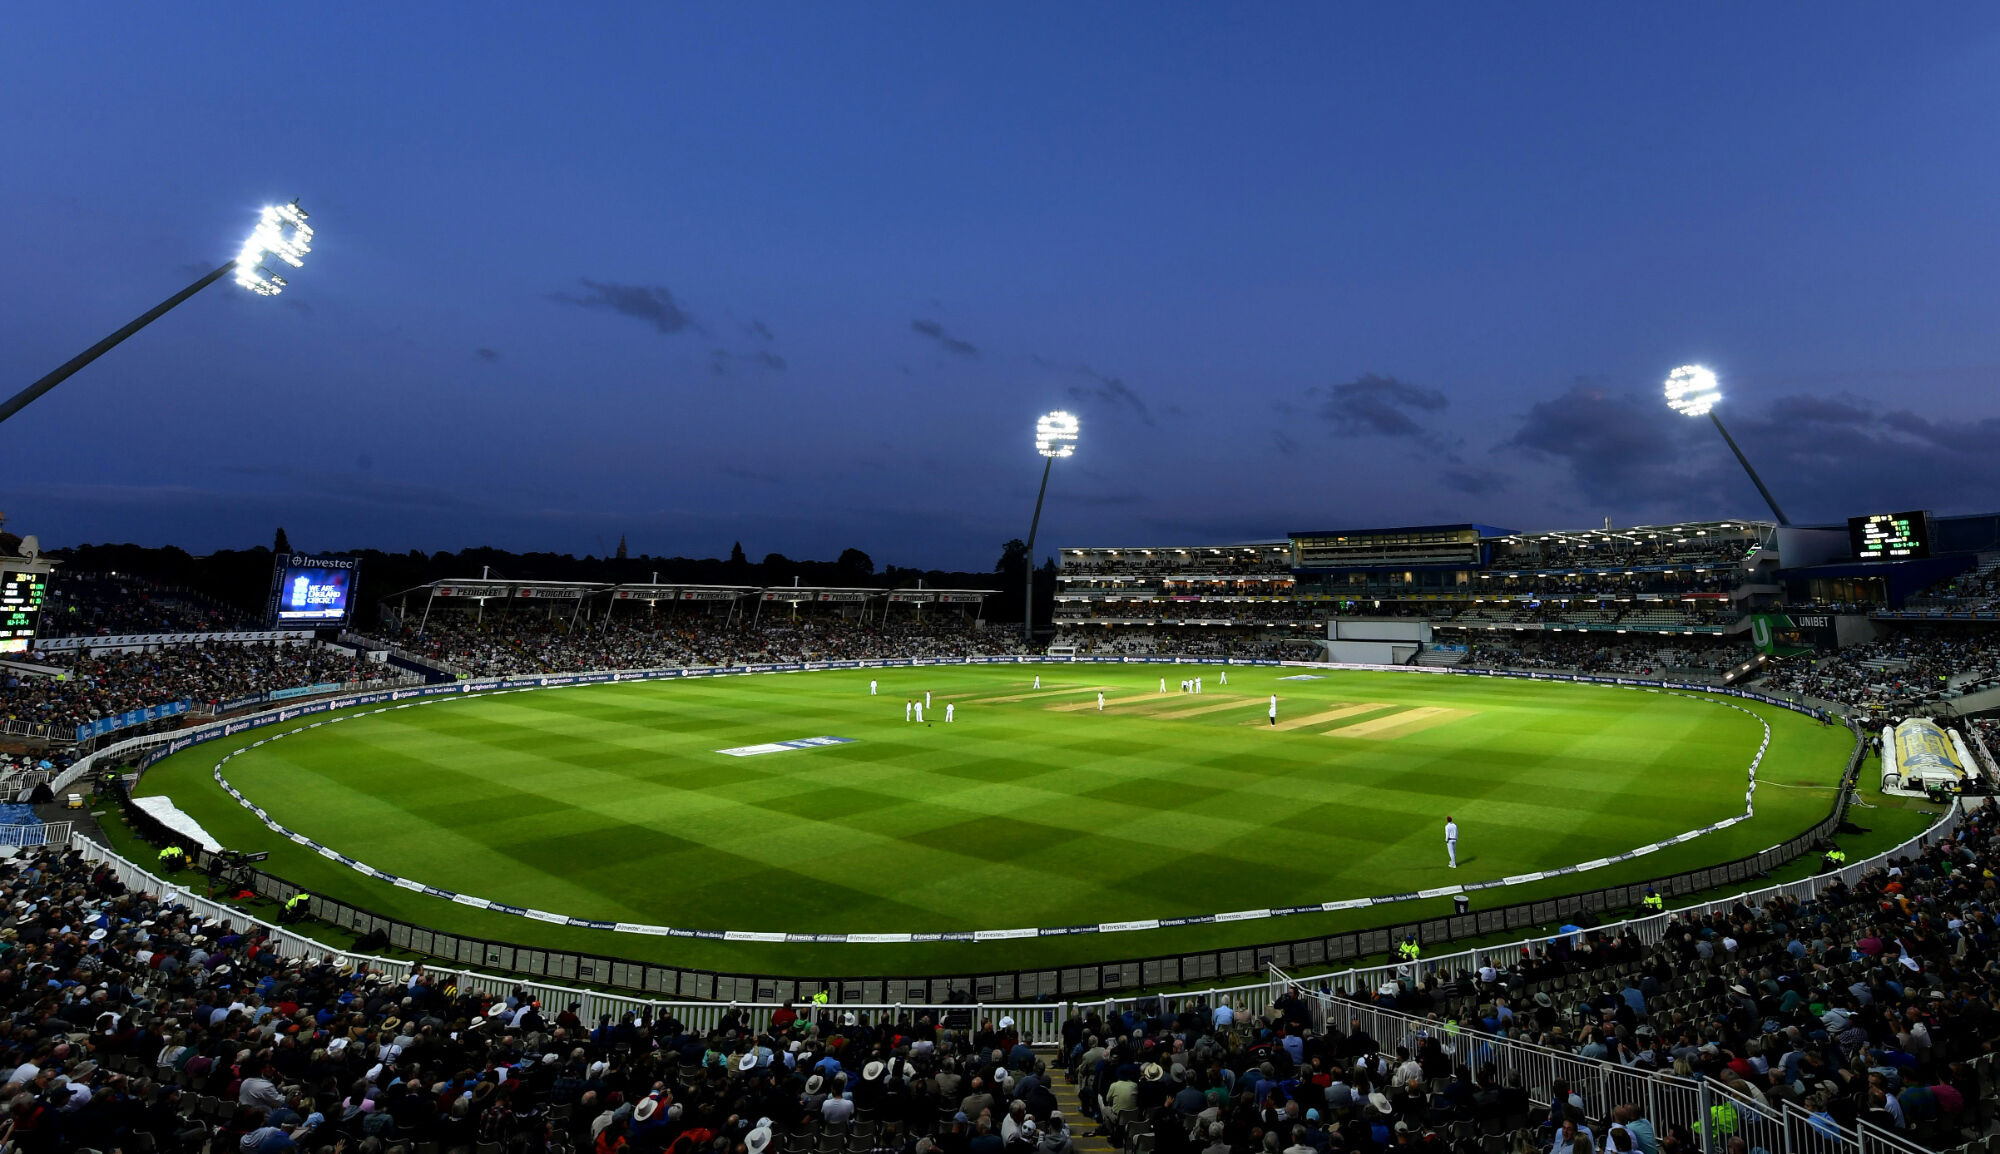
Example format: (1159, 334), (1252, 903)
(910, 318), (979, 358)
(1311, 374), (1450, 439)
(1728, 391), (2000, 516)
(1495, 377), (2000, 520)
(746, 320), (775, 344)
(708, 347), (788, 375)
(1441, 467), (1506, 495)
(1063, 367), (1154, 426)
(474, 347), (499, 362)
(552, 279), (700, 335)
(1496, 381), (1694, 506)
(1272, 430), (1302, 456)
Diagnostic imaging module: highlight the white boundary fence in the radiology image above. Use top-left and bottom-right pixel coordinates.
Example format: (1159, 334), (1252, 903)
(65, 788), (1963, 1043)
(67, 831), (1068, 1045)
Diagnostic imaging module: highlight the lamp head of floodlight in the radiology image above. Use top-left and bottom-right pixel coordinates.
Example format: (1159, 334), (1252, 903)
(1035, 410), (1079, 458)
(234, 201), (314, 296)
(1664, 364), (1720, 418)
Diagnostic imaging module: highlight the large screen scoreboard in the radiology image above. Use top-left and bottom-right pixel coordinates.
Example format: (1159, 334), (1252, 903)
(1849, 511), (1932, 561)
(268, 554), (359, 627)
(0, 568), (49, 654)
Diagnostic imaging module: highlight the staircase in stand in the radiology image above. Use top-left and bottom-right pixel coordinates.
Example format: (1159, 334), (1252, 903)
(1049, 1074), (1117, 1154)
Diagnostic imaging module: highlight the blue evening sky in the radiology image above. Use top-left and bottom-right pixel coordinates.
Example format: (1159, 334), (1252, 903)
(4, 5), (1999, 567)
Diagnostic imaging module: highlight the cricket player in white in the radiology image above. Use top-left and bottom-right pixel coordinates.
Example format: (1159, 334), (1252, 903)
(915, 701), (924, 723)
(1220, 670), (1227, 685)
(925, 691), (931, 709)
(1195, 676), (1202, 694)
(870, 679), (878, 695)
(1445, 816), (1458, 868)
(1097, 691), (1105, 711)
(1160, 678), (1167, 693)
(905, 699), (913, 722)
(1033, 675), (1041, 689)
(1268, 694), (1277, 726)
(945, 703), (955, 723)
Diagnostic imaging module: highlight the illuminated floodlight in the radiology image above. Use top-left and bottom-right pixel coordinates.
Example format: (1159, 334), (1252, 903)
(234, 202), (314, 296)
(1, 196), (318, 427)
(1035, 410), (1080, 458)
(1665, 361), (1790, 525)
(1663, 364), (1720, 417)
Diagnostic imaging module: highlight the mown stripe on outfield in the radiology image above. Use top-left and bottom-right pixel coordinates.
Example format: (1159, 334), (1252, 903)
(1142, 696), (1261, 720)
(957, 685), (1114, 704)
(1328, 706), (1476, 739)
(1260, 703), (1397, 731)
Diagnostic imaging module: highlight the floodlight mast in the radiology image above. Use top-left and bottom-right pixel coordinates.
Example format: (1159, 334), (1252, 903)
(1663, 364), (1789, 526)
(1021, 411), (1079, 647)
(0, 202), (312, 428)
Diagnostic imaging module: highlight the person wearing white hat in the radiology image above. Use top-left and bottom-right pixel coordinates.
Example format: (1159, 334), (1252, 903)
(746, 1127), (773, 1154)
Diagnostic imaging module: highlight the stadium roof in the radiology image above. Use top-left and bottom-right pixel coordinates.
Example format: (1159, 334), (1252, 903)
(1062, 542), (1289, 554)
(389, 578), (996, 602)
(1287, 523), (1515, 539)
(1485, 519), (1772, 545)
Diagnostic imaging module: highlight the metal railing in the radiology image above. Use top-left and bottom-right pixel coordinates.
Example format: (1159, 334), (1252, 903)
(1268, 979), (1926, 1154)
(67, 830), (1067, 1045)
(0, 821), (71, 847)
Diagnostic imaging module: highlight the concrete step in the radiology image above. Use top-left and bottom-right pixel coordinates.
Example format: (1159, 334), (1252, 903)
(1049, 1075), (1117, 1154)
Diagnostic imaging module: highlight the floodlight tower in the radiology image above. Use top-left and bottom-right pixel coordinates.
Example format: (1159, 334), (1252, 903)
(0, 202), (314, 427)
(1022, 410), (1079, 647)
(1664, 364), (1789, 526)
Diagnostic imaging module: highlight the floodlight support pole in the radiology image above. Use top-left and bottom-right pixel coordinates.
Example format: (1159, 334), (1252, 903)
(0, 260), (237, 428)
(1708, 411), (1790, 526)
(1022, 456), (1053, 648)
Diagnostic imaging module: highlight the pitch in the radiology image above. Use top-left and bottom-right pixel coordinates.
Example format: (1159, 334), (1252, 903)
(132, 665), (1852, 974)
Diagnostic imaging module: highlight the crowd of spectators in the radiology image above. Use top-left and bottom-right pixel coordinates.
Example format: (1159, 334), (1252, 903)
(390, 614), (1025, 678)
(1268, 800), (2000, 1152)
(0, 843), (1091, 1154)
(1902, 566), (2000, 615)
(42, 575), (254, 640)
(1048, 630), (1303, 660)
(1755, 632), (2000, 710)
(25, 800), (1995, 1154)
(0, 644), (393, 736)
(1462, 636), (1748, 678)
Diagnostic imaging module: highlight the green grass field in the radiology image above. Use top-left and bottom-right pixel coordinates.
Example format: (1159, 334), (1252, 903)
(132, 665), (1859, 977)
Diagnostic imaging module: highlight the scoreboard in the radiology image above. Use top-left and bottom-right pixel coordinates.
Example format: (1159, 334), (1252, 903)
(268, 554), (359, 628)
(1849, 511), (1932, 561)
(0, 568), (49, 654)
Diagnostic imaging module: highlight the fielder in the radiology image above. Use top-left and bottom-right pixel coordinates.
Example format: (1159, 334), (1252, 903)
(945, 703), (955, 723)
(1220, 670), (1227, 686)
(1097, 691), (1105, 711)
(915, 701), (924, 723)
(870, 679), (878, 695)
(925, 691), (931, 709)
(1195, 676), (1202, 694)
(1268, 694), (1277, 726)
(1160, 678), (1167, 693)
(1445, 816), (1459, 868)
(1033, 675), (1041, 689)
(905, 699), (913, 722)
